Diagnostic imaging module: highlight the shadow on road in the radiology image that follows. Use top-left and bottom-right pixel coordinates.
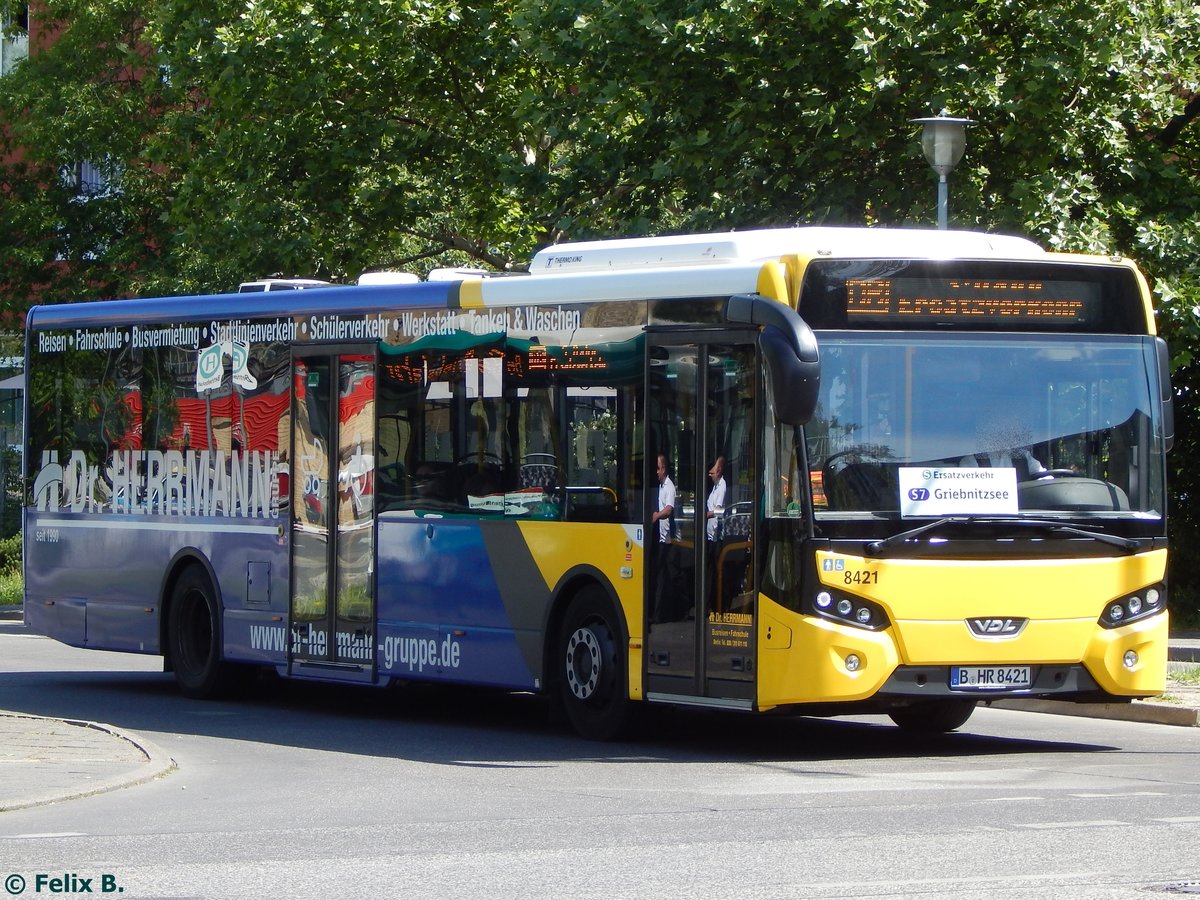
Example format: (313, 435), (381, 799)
(0, 623), (1119, 766)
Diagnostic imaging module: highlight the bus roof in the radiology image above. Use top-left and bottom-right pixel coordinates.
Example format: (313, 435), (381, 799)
(28, 226), (1075, 328)
(529, 227), (1045, 275)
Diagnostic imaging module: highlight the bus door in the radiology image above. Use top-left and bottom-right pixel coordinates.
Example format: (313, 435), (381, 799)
(645, 333), (757, 705)
(288, 349), (378, 677)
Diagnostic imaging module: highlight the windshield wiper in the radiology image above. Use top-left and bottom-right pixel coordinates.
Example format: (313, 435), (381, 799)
(1018, 519), (1141, 552)
(866, 516), (969, 554)
(866, 516), (1142, 555)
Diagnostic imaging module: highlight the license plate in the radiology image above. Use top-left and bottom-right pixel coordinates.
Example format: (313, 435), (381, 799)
(950, 665), (1032, 690)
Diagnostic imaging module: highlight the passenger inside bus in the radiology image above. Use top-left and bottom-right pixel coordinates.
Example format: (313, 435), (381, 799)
(958, 413), (1048, 480)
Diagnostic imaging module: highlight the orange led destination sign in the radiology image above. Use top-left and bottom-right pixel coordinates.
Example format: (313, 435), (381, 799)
(846, 278), (1092, 323)
(528, 345), (609, 372)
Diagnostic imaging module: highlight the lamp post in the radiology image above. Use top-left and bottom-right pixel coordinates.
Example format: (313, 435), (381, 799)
(910, 113), (975, 229)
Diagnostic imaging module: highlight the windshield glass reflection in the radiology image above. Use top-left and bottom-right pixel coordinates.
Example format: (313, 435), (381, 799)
(807, 333), (1164, 519)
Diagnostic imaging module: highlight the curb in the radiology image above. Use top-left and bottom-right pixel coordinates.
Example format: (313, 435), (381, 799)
(0, 712), (177, 812)
(993, 698), (1200, 727)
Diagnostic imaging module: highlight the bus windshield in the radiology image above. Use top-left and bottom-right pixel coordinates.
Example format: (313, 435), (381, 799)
(807, 332), (1166, 521)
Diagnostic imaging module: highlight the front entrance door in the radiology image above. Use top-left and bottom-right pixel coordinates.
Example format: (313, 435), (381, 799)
(645, 335), (757, 703)
(289, 350), (377, 673)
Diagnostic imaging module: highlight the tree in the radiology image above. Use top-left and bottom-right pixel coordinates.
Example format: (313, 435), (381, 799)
(2, 0), (1199, 604)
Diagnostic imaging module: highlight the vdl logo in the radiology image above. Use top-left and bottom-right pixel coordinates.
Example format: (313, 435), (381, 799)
(908, 488), (931, 501)
(967, 617), (1029, 638)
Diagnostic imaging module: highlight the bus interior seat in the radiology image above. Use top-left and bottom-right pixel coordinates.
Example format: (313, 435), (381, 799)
(520, 462), (559, 489)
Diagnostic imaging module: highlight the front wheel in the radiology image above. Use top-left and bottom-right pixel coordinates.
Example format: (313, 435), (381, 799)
(168, 566), (231, 698)
(557, 587), (633, 740)
(888, 699), (976, 733)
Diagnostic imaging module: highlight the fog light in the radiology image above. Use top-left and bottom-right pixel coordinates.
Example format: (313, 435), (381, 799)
(1123, 650), (1139, 669)
(845, 654), (862, 672)
(816, 591), (833, 609)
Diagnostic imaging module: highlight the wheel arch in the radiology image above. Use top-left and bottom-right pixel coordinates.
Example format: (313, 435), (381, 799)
(541, 565), (627, 695)
(158, 549), (222, 670)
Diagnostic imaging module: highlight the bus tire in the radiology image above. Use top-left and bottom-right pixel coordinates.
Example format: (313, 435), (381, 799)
(168, 567), (230, 699)
(557, 587), (632, 741)
(888, 699), (977, 733)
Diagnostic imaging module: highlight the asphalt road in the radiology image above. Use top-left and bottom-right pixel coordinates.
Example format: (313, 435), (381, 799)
(2, 626), (1199, 900)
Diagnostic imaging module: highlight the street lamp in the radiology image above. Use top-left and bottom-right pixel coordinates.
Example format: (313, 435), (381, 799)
(910, 113), (975, 229)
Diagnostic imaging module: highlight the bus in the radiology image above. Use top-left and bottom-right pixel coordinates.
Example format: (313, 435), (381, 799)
(22, 227), (1173, 738)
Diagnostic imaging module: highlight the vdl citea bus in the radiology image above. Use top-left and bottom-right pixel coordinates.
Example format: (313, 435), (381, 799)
(23, 227), (1174, 738)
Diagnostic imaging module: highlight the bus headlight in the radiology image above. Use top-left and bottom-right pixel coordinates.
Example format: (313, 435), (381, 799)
(1100, 583), (1167, 629)
(806, 588), (890, 632)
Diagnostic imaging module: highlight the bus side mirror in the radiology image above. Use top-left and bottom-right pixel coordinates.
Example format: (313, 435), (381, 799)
(1156, 337), (1174, 453)
(726, 294), (820, 426)
(761, 327), (819, 426)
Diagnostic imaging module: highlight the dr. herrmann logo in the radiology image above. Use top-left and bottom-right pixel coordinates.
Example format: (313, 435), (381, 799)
(32, 451), (63, 511)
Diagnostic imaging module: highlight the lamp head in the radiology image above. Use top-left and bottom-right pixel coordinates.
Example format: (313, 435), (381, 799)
(911, 114), (975, 177)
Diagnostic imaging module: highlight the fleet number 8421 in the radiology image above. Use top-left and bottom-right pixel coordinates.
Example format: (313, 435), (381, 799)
(844, 570), (878, 585)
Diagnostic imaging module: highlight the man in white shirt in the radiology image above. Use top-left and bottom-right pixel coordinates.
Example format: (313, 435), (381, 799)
(651, 453), (676, 544)
(705, 456), (727, 542)
(650, 454), (676, 623)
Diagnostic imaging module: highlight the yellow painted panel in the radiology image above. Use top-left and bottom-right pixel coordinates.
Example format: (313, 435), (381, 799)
(815, 549), (1167, 620)
(893, 618), (1097, 665)
(516, 521), (645, 698)
(457, 279), (484, 309)
(756, 261), (790, 304)
(1084, 611), (1169, 695)
(758, 596), (900, 707)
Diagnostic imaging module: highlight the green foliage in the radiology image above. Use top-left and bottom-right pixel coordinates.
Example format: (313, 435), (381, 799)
(0, 532), (20, 576)
(1, 0), (1199, 611)
(0, 573), (20, 607)
(0, 447), (19, 539)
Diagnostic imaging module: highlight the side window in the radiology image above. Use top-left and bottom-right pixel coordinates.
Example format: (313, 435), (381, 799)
(563, 386), (622, 522)
(506, 362), (562, 519)
(376, 306), (644, 524)
(377, 329), (506, 515)
(506, 317), (643, 524)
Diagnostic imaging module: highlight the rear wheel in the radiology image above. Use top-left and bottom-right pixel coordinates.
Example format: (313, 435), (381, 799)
(557, 587), (632, 740)
(168, 566), (231, 698)
(888, 699), (976, 733)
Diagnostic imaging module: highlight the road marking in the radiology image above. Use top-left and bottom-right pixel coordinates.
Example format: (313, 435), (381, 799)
(1069, 791), (1168, 798)
(1017, 820), (1129, 830)
(8, 832), (87, 839)
(1152, 816), (1200, 824)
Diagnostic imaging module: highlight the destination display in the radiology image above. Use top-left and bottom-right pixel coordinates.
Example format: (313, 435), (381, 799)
(845, 277), (1098, 325)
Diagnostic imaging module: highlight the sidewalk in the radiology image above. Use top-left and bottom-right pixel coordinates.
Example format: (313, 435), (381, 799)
(998, 632), (1200, 726)
(0, 712), (175, 812)
(0, 618), (1196, 813)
